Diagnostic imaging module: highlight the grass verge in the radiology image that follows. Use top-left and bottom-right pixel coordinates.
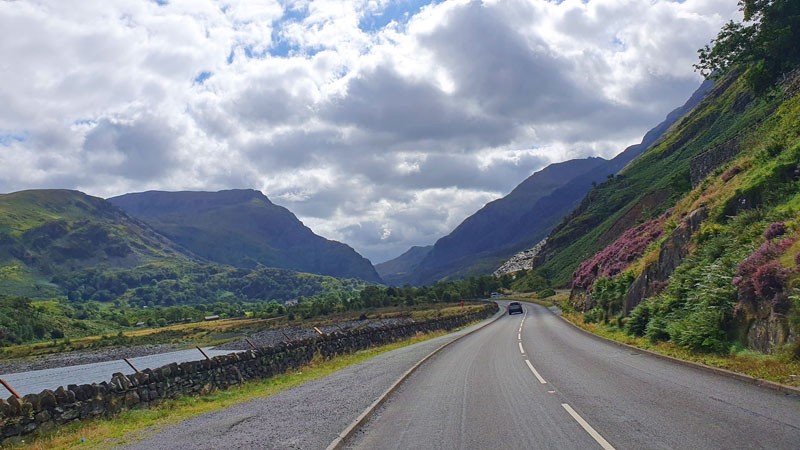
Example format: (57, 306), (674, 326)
(562, 312), (800, 388)
(14, 326), (466, 450)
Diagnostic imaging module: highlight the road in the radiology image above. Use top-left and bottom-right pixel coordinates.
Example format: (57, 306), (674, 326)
(346, 301), (800, 450)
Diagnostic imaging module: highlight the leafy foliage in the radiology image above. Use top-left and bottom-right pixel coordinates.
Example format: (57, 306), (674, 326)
(695, 0), (800, 91)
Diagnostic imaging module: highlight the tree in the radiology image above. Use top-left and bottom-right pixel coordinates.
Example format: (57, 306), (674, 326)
(695, 0), (800, 91)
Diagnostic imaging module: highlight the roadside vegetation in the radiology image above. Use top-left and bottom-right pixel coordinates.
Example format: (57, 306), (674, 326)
(0, 274), (505, 358)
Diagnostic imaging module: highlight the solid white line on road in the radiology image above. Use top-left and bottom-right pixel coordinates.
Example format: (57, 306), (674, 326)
(519, 342), (525, 354)
(561, 403), (616, 450)
(525, 359), (547, 384)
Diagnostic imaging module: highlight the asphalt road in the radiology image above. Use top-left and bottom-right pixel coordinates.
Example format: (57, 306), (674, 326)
(346, 301), (800, 450)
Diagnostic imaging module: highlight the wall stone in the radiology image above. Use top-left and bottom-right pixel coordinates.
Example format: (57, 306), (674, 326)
(690, 139), (742, 187)
(0, 303), (498, 443)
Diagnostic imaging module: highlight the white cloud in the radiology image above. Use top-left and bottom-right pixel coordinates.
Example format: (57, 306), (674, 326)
(0, 0), (738, 263)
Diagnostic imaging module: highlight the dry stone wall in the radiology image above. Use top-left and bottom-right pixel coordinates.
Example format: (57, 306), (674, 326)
(0, 303), (498, 444)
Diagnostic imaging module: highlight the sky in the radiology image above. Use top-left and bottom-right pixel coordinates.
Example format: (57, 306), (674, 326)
(0, 0), (739, 264)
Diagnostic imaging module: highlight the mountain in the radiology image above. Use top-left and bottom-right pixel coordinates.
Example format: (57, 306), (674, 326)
(0, 189), (194, 297)
(375, 245), (432, 285)
(517, 67), (800, 354)
(381, 79), (713, 286)
(108, 189), (382, 283)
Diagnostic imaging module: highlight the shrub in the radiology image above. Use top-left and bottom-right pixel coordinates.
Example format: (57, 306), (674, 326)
(666, 308), (730, 353)
(583, 307), (604, 324)
(763, 222), (787, 240)
(734, 238), (795, 304)
(752, 261), (789, 300)
(537, 288), (556, 299)
(625, 301), (652, 337)
(572, 218), (664, 291)
(644, 316), (670, 343)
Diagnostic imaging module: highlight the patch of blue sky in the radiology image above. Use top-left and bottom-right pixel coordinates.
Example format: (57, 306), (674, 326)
(359, 0), (440, 33)
(151, 0), (168, 6)
(194, 71), (213, 85)
(0, 131), (29, 146)
(269, 3), (312, 58)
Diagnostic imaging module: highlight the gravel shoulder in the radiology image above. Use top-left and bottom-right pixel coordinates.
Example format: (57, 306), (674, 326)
(120, 310), (501, 450)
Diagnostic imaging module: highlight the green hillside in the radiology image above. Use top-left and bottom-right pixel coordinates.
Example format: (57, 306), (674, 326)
(0, 190), (191, 297)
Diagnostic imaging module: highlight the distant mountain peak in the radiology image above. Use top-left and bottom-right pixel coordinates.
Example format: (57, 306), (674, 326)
(109, 190), (382, 283)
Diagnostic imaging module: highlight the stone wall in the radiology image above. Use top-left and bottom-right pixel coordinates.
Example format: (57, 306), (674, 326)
(0, 304), (497, 444)
(689, 139), (742, 187)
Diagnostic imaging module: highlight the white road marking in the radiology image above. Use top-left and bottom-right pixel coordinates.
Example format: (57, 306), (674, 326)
(525, 359), (547, 384)
(518, 333), (521, 340)
(518, 342), (525, 354)
(561, 403), (616, 450)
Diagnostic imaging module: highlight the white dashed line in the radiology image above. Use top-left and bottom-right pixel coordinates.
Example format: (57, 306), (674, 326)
(518, 333), (521, 340)
(525, 359), (547, 384)
(518, 342), (525, 354)
(561, 403), (616, 450)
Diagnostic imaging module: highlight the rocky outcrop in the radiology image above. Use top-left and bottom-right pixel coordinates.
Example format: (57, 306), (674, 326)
(493, 239), (547, 276)
(741, 301), (795, 354)
(623, 207), (708, 313)
(0, 304), (497, 444)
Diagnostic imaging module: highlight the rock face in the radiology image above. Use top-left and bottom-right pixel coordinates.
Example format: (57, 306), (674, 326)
(0, 304), (498, 443)
(493, 239), (547, 276)
(743, 302), (795, 353)
(623, 207), (708, 313)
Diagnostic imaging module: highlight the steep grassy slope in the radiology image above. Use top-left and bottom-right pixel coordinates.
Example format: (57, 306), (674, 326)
(109, 190), (382, 283)
(529, 69), (800, 354)
(0, 190), (192, 297)
(530, 71), (778, 286)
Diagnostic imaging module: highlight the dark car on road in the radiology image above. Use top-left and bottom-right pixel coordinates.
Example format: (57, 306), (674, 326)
(508, 302), (523, 315)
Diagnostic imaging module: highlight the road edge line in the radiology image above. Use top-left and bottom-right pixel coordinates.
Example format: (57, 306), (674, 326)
(325, 303), (505, 450)
(542, 303), (800, 397)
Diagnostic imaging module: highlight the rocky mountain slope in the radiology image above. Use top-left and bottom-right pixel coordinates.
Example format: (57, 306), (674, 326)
(109, 189), (382, 283)
(381, 80), (712, 286)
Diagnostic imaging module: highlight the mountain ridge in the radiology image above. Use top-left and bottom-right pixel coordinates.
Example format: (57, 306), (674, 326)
(109, 189), (382, 283)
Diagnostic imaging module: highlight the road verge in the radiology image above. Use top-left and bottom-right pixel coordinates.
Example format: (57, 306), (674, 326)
(540, 302), (800, 397)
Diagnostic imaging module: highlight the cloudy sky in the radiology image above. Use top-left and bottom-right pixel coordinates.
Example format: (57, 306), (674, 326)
(0, 0), (738, 263)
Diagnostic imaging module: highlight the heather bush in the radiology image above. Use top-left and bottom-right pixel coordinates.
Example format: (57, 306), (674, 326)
(752, 261), (789, 299)
(763, 222), (787, 240)
(734, 238), (794, 307)
(572, 218), (664, 291)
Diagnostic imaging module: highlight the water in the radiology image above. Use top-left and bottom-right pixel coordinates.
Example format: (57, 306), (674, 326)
(0, 347), (234, 397)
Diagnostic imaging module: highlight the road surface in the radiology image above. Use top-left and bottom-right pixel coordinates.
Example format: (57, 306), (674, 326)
(345, 301), (800, 450)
